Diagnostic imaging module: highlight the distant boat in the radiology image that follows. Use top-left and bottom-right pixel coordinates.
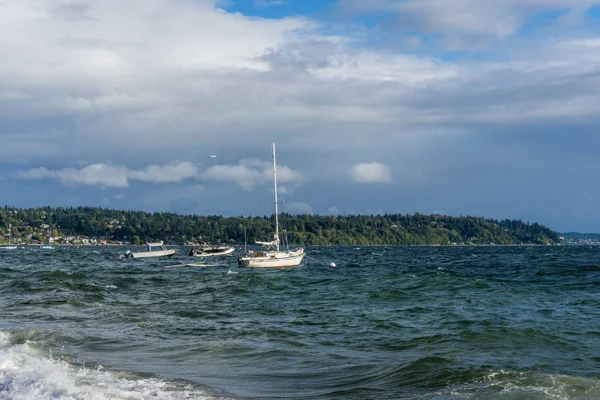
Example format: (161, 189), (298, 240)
(125, 241), (176, 259)
(189, 243), (235, 257)
(41, 227), (54, 249)
(237, 143), (305, 268)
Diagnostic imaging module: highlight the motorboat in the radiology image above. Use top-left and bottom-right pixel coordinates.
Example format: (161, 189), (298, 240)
(125, 241), (176, 259)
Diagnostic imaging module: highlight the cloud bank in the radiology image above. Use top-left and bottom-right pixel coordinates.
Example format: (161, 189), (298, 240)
(1, 0), (600, 230)
(19, 159), (303, 190)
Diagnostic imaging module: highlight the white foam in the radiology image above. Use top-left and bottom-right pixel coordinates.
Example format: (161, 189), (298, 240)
(439, 368), (600, 399)
(0, 332), (225, 400)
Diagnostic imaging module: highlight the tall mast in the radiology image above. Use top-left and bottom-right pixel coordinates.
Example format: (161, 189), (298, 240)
(272, 142), (279, 251)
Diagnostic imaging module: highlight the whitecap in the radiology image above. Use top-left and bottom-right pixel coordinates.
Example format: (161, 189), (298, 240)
(0, 331), (224, 400)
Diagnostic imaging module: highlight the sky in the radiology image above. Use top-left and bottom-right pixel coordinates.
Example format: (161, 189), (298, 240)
(1, 0), (600, 232)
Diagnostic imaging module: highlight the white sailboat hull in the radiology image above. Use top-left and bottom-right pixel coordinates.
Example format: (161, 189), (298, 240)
(130, 249), (176, 259)
(239, 249), (304, 268)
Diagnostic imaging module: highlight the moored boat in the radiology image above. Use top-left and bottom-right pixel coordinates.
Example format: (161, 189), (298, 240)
(238, 143), (305, 268)
(125, 241), (176, 259)
(189, 243), (235, 257)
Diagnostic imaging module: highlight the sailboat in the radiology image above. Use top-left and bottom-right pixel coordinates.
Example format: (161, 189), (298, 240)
(238, 143), (305, 268)
(1, 224), (17, 250)
(40, 228), (55, 249)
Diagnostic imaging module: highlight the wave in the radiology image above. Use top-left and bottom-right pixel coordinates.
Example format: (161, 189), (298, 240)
(437, 369), (600, 400)
(0, 330), (230, 400)
(293, 362), (600, 399)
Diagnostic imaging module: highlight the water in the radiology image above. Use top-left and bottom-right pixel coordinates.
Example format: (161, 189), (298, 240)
(1, 245), (600, 399)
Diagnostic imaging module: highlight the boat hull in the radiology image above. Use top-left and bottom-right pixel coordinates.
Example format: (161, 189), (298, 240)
(130, 249), (176, 259)
(192, 247), (235, 257)
(238, 250), (304, 268)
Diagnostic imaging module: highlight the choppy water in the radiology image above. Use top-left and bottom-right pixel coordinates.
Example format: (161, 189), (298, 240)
(1, 245), (600, 399)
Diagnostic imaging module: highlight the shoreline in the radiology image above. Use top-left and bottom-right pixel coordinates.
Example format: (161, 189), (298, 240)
(2, 243), (569, 247)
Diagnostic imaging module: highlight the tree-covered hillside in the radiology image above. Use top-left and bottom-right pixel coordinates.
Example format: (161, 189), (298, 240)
(0, 206), (560, 246)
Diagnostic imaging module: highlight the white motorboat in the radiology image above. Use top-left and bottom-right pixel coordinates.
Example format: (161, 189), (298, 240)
(238, 143), (305, 268)
(125, 241), (176, 259)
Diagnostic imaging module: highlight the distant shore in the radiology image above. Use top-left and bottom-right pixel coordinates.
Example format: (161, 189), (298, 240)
(1, 206), (562, 246)
(4, 241), (563, 247)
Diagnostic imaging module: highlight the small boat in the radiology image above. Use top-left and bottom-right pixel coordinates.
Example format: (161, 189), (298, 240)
(125, 241), (176, 259)
(189, 243), (235, 257)
(40, 227), (54, 249)
(238, 247), (305, 268)
(238, 143), (305, 268)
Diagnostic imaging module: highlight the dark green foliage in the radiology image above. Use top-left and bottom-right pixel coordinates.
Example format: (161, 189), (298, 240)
(0, 206), (560, 245)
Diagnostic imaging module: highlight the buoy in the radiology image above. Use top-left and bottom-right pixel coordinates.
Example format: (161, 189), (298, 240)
(328, 262), (336, 267)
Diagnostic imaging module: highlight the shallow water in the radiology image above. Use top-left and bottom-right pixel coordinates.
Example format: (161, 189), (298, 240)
(1, 245), (599, 399)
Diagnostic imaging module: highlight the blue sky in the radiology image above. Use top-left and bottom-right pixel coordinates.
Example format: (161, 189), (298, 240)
(223, 0), (338, 18)
(1, 0), (600, 232)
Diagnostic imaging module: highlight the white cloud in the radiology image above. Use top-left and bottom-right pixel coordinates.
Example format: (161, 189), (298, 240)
(19, 165), (130, 188)
(128, 162), (198, 183)
(0, 0), (310, 78)
(2, 0), (597, 170)
(309, 51), (459, 83)
(18, 162), (199, 188)
(200, 159), (303, 190)
(351, 162), (392, 183)
(1, 0), (600, 231)
(17, 157), (304, 191)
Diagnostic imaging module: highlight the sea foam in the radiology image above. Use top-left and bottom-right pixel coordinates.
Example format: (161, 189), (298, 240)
(0, 331), (224, 400)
